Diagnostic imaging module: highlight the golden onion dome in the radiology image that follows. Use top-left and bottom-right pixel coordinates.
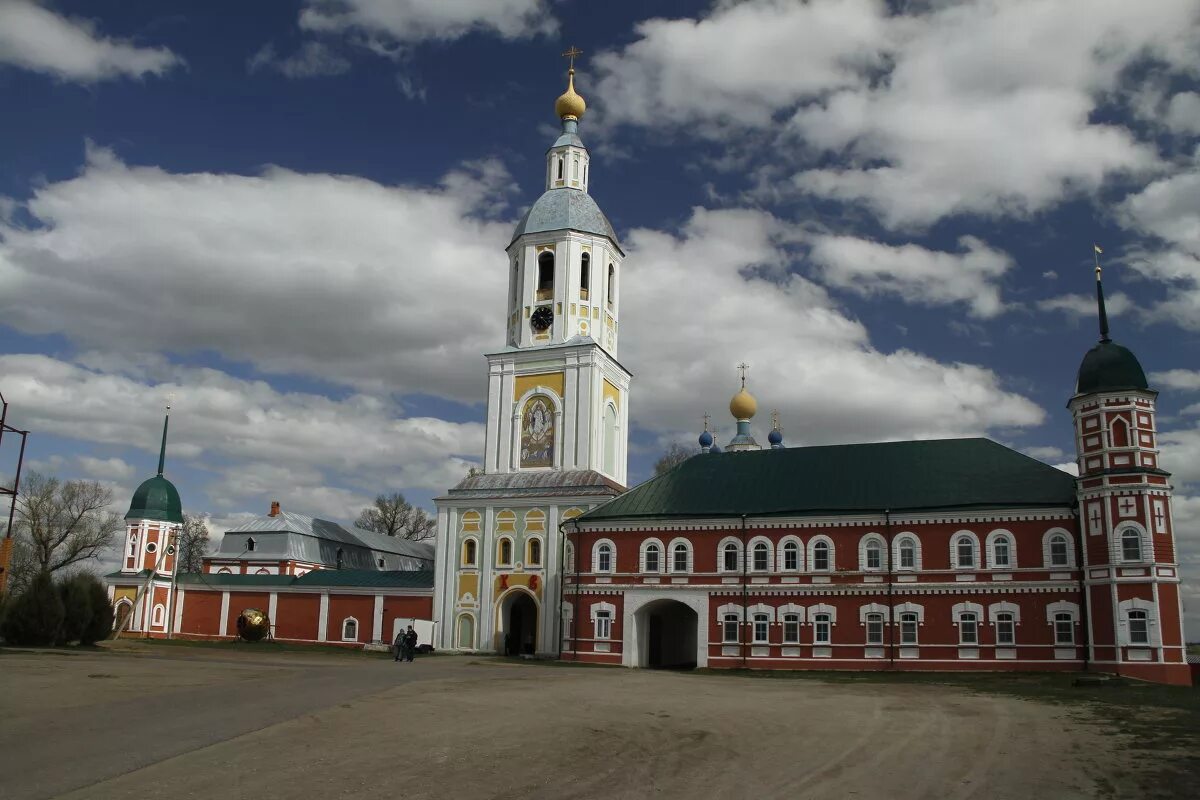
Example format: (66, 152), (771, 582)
(555, 67), (587, 120)
(729, 387), (758, 420)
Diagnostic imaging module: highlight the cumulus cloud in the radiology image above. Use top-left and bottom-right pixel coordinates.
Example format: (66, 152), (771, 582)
(807, 235), (1011, 318)
(620, 208), (1045, 445)
(1150, 369), (1200, 392)
(299, 0), (556, 44)
(591, 0), (1198, 229)
(247, 41), (351, 78)
(1036, 290), (1133, 319)
(0, 354), (483, 515)
(0, 0), (181, 82)
(0, 145), (513, 401)
(77, 456), (136, 482)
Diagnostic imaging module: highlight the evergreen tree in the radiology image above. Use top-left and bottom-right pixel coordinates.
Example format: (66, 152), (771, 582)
(80, 576), (114, 645)
(1, 571), (65, 646)
(57, 574), (94, 644)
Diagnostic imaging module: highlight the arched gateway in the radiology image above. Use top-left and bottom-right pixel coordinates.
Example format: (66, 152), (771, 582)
(634, 598), (701, 670)
(498, 589), (538, 656)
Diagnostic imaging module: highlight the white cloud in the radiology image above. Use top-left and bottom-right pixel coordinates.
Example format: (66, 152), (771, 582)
(1149, 369), (1200, 392)
(807, 235), (1011, 318)
(0, 1), (181, 82)
(1023, 445), (1065, 462)
(620, 208), (1045, 445)
(0, 145), (513, 401)
(1052, 461), (1080, 477)
(247, 41), (351, 78)
(0, 354), (483, 511)
(592, 0), (1199, 229)
(77, 456), (135, 482)
(299, 0), (556, 44)
(1165, 91), (1200, 135)
(1036, 290), (1133, 319)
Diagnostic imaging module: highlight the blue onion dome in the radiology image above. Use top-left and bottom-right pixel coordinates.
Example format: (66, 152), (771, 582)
(699, 430), (714, 448)
(709, 443), (722, 453)
(768, 428), (783, 446)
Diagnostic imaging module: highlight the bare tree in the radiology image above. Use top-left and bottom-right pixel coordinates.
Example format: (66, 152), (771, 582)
(654, 442), (694, 476)
(15, 472), (123, 578)
(177, 513), (210, 573)
(355, 492), (435, 540)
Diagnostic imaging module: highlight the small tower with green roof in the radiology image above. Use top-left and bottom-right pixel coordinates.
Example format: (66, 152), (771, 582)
(111, 404), (184, 637)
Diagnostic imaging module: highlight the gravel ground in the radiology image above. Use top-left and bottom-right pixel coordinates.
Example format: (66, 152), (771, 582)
(0, 643), (1143, 800)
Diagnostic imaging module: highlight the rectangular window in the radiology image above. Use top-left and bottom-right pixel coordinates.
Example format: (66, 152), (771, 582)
(996, 613), (1015, 645)
(993, 541), (1010, 567)
(900, 545), (914, 569)
(813, 613), (831, 645)
(866, 613), (884, 645)
(813, 546), (829, 571)
(1054, 613), (1074, 645)
(1128, 610), (1149, 645)
(959, 612), (978, 645)
(598, 549), (611, 572)
(753, 614), (769, 643)
(673, 548), (688, 573)
(723, 547), (739, 572)
(645, 548), (659, 572)
(594, 610), (612, 640)
(900, 613), (918, 645)
(957, 540), (974, 568)
(753, 547), (769, 571)
(784, 546), (798, 570)
(722, 614), (739, 643)
(782, 614), (800, 643)
(866, 548), (881, 570)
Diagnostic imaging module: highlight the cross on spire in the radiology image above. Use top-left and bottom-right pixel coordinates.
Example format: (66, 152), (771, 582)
(737, 362), (749, 389)
(562, 46), (583, 70)
(771, 409), (780, 431)
(702, 412), (711, 432)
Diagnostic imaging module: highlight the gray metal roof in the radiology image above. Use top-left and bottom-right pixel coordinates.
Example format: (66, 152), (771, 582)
(509, 188), (622, 253)
(213, 511), (434, 571)
(439, 469), (625, 501)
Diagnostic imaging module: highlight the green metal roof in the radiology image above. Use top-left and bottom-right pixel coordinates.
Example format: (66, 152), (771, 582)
(107, 569), (434, 590)
(125, 475), (183, 523)
(1075, 340), (1149, 395)
(579, 438), (1077, 522)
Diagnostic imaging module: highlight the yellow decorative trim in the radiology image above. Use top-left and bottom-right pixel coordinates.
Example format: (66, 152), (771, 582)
(536, 244), (555, 254)
(496, 509), (517, 533)
(514, 371), (565, 401)
(524, 508), (546, 533)
(603, 378), (620, 410)
(458, 573), (478, 600)
(593, 307), (600, 319)
(495, 573), (542, 599)
(460, 510), (481, 533)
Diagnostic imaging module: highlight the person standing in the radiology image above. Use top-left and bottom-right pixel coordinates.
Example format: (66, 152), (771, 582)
(404, 625), (418, 662)
(392, 629), (405, 662)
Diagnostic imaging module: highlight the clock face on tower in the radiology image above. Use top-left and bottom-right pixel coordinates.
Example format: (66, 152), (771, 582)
(530, 305), (553, 332)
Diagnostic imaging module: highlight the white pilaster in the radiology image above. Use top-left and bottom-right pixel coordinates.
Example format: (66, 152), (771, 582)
(318, 593), (329, 642)
(218, 591), (230, 637)
(372, 594), (384, 643)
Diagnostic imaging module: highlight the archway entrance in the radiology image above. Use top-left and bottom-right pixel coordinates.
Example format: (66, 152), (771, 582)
(637, 599), (698, 669)
(500, 591), (538, 656)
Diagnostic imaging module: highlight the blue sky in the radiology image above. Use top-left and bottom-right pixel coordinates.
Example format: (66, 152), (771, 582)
(1, 1), (1199, 629)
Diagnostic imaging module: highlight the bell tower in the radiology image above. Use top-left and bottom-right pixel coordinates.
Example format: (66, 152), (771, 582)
(1070, 252), (1190, 684)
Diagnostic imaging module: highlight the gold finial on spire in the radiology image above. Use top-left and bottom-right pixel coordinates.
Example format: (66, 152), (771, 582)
(737, 362), (750, 389)
(702, 412), (711, 433)
(771, 409), (780, 430)
(555, 46), (587, 121)
(730, 362), (757, 420)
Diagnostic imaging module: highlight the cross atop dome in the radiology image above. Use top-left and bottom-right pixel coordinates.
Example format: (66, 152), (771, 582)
(555, 46), (586, 121)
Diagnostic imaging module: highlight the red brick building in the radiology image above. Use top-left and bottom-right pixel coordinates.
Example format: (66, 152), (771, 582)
(560, 276), (1190, 685)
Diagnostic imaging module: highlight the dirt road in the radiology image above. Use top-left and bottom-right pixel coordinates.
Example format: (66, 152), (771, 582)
(0, 645), (1139, 799)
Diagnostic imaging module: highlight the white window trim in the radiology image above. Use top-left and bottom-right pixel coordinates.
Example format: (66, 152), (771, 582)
(985, 529), (1016, 570)
(525, 534), (545, 567)
(1042, 527), (1075, 569)
(716, 602), (745, 620)
(781, 612), (803, 643)
(811, 611), (833, 645)
(667, 537), (693, 574)
(806, 602), (837, 624)
(858, 533), (887, 572)
(893, 601), (925, 622)
(777, 602), (806, 622)
(717, 536), (742, 573)
(751, 613), (771, 643)
(1116, 598), (1160, 647)
(1045, 600), (1079, 625)
(988, 601), (1021, 624)
(893, 532), (922, 571)
(777, 535), (804, 572)
(859, 602), (891, 623)
(592, 538), (616, 573)
(952, 601), (984, 645)
(341, 616), (359, 642)
(807, 535), (834, 572)
(747, 602), (776, 623)
(1113, 521), (1150, 564)
(590, 601), (616, 640)
(563, 541), (575, 573)
(151, 604), (165, 627)
(496, 535), (515, 567)
(640, 537), (665, 574)
(746, 535), (774, 572)
(950, 530), (980, 570)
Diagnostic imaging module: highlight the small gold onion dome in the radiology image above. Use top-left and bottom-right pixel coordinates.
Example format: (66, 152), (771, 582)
(730, 387), (758, 420)
(555, 68), (587, 120)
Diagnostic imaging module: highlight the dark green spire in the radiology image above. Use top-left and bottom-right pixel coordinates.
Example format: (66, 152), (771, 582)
(157, 407), (170, 476)
(126, 403), (183, 523)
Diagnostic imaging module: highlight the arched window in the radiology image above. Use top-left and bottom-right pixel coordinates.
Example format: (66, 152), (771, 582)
(457, 614), (475, 649)
(256, 567), (271, 575)
(607, 264), (616, 308)
(991, 534), (1011, 568)
(898, 536), (916, 569)
(603, 404), (618, 476)
(556, 157), (564, 181)
(722, 613), (740, 643)
(463, 539), (477, 566)
(782, 613), (801, 643)
(1049, 534), (1069, 567)
(335, 548), (344, 569)
(1127, 609), (1150, 644)
(128, 533), (138, 556)
(572, 156), (579, 182)
(900, 612), (919, 645)
(672, 542), (689, 573)
(753, 542), (769, 571)
(722, 541), (740, 572)
(528, 538), (542, 566)
(644, 543), (660, 573)
(595, 541), (613, 573)
(152, 605), (165, 627)
(1121, 529), (1142, 561)
(564, 542), (575, 573)
(499, 538), (513, 566)
(812, 540), (830, 571)
(537, 252), (554, 301)
(950, 532), (978, 569)
(341, 618), (358, 641)
(753, 613), (770, 643)
(813, 613), (831, 645)
(1054, 613), (1075, 645)
(865, 612), (885, 645)
(860, 535), (885, 571)
(246, 537), (256, 552)
(511, 259), (519, 305)
(782, 540), (800, 571)
(958, 612), (979, 644)
(580, 252), (590, 299)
